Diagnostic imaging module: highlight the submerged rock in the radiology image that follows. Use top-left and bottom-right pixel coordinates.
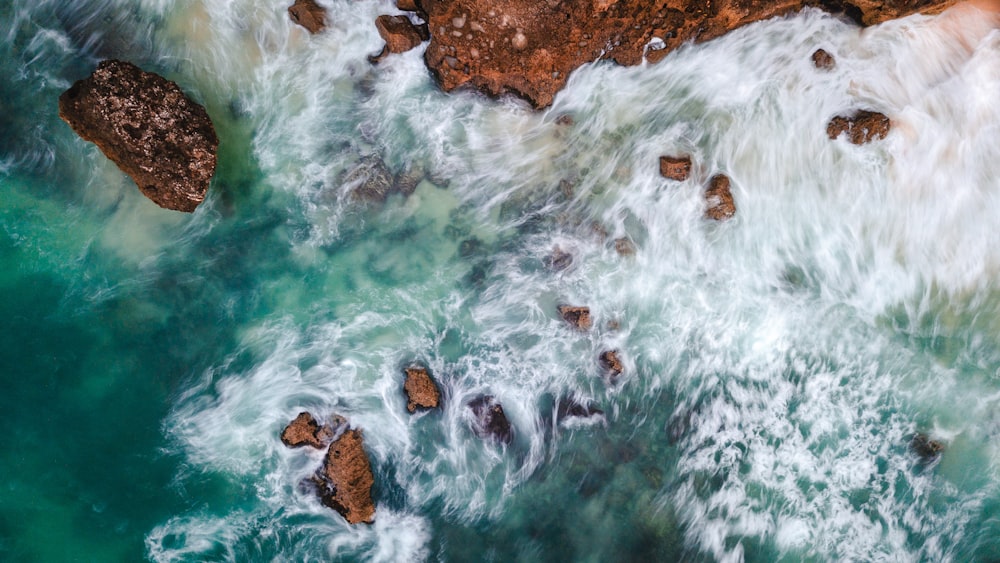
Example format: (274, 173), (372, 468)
(281, 412), (341, 449)
(599, 350), (624, 378)
(415, 0), (957, 108)
(344, 156), (394, 202)
(544, 246), (574, 271)
(558, 305), (592, 330)
(557, 397), (604, 423)
(614, 237), (636, 256)
(314, 428), (376, 524)
(288, 0), (327, 34)
(58, 60), (218, 212)
(827, 110), (891, 144)
(468, 395), (514, 444)
(910, 433), (945, 462)
(704, 174), (736, 221)
(812, 48), (835, 70)
(403, 366), (441, 412)
(659, 155), (692, 181)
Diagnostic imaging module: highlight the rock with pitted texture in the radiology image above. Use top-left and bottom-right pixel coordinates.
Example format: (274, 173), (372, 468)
(599, 350), (624, 378)
(58, 60), (218, 212)
(313, 428), (376, 524)
(558, 305), (592, 330)
(403, 366), (441, 412)
(468, 395), (514, 444)
(289, 0), (327, 34)
(705, 174), (736, 221)
(827, 110), (891, 144)
(812, 48), (835, 69)
(281, 412), (341, 449)
(659, 155), (692, 181)
(416, 0), (957, 108)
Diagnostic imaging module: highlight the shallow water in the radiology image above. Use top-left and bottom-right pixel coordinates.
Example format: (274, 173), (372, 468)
(2, 0), (1000, 560)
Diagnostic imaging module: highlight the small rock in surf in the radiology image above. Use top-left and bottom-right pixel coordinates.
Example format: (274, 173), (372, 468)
(704, 174), (736, 221)
(403, 366), (441, 413)
(468, 395), (514, 444)
(288, 0), (327, 34)
(827, 110), (891, 144)
(558, 305), (592, 330)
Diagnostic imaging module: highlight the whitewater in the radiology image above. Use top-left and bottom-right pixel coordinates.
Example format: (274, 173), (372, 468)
(2, 0), (999, 560)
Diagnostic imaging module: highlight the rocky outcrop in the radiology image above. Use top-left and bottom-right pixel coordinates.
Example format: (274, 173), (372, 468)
(599, 350), (624, 378)
(374, 15), (428, 59)
(812, 48), (835, 69)
(313, 428), (376, 524)
(468, 395), (514, 444)
(58, 60), (218, 212)
(403, 366), (441, 412)
(545, 246), (573, 271)
(659, 155), (692, 181)
(281, 412), (342, 449)
(558, 305), (592, 330)
(910, 432), (945, 462)
(416, 0), (957, 108)
(827, 110), (891, 144)
(289, 0), (327, 34)
(557, 397), (604, 423)
(704, 174), (736, 221)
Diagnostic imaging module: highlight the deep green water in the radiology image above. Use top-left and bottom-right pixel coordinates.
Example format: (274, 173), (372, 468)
(3, 0), (1000, 561)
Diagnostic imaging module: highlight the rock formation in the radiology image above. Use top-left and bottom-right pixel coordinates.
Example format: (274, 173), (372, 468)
(372, 15), (429, 62)
(827, 110), (891, 144)
(313, 428), (376, 524)
(614, 237), (636, 256)
(659, 155), (692, 181)
(557, 396), (604, 423)
(468, 395), (514, 444)
(58, 60), (218, 212)
(403, 366), (441, 412)
(289, 0), (327, 34)
(281, 412), (341, 449)
(812, 48), (835, 69)
(704, 174), (736, 221)
(599, 350), (624, 378)
(910, 432), (945, 462)
(558, 305), (592, 330)
(545, 246), (573, 271)
(413, 0), (957, 108)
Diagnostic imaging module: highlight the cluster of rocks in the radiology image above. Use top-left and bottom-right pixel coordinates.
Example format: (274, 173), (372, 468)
(657, 154), (737, 221)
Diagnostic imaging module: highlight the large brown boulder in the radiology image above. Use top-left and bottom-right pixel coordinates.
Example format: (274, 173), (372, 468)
(418, 0), (957, 108)
(289, 0), (327, 34)
(281, 412), (340, 449)
(827, 110), (891, 144)
(403, 366), (441, 412)
(558, 305), (592, 330)
(659, 155), (692, 181)
(313, 428), (376, 524)
(376, 15), (428, 54)
(58, 60), (218, 212)
(704, 174), (736, 221)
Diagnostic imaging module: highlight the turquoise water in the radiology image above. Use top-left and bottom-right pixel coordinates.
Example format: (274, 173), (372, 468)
(3, 0), (1000, 560)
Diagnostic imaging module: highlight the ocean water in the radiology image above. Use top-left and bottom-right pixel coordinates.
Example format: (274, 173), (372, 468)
(2, 0), (1000, 560)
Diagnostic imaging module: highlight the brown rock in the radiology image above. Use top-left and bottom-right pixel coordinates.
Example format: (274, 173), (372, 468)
(558, 305), (592, 330)
(376, 15), (427, 54)
(468, 395), (514, 444)
(58, 60), (218, 212)
(289, 0), (327, 34)
(659, 155), (692, 181)
(704, 174), (736, 221)
(397, 0), (420, 12)
(314, 428), (376, 524)
(827, 110), (891, 144)
(911, 433), (945, 462)
(416, 0), (956, 109)
(812, 48), (835, 70)
(403, 366), (441, 412)
(281, 412), (344, 449)
(599, 350), (623, 377)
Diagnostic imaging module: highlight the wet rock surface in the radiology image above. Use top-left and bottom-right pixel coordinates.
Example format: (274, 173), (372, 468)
(827, 110), (891, 144)
(281, 412), (340, 449)
(599, 350), (624, 378)
(313, 428), (376, 524)
(910, 433), (945, 462)
(58, 60), (218, 212)
(375, 15), (428, 57)
(403, 366), (441, 412)
(704, 174), (736, 221)
(558, 305), (592, 330)
(544, 246), (573, 271)
(468, 395), (514, 444)
(659, 155), (692, 181)
(416, 0), (956, 108)
(557, 397), (604, 423)
(288, 0), (327, 34)
(614, 237), (636, 256)
(812, 48), (835, 69)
